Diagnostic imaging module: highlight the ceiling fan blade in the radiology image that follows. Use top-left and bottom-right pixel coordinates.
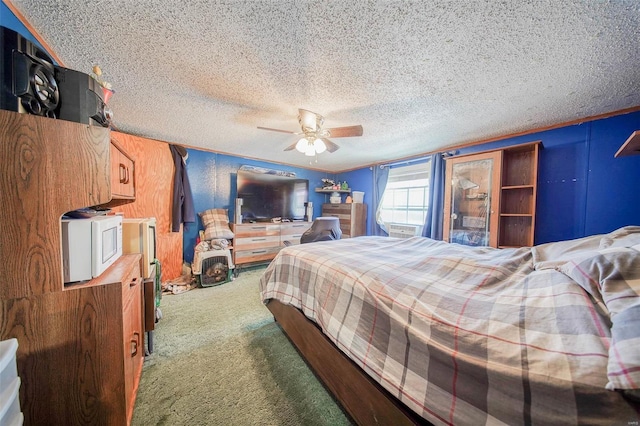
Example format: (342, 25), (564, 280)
(326, 125), (363, 138)
(320, 138), (340, 153)
(257, 126), (296, 134)
(284, 141), (298, 151)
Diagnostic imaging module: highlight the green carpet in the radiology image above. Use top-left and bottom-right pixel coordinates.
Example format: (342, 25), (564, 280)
(132, 267), (353, 426)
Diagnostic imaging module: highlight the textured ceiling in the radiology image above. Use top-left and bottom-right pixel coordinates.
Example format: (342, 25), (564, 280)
(8, 0), (640, 172)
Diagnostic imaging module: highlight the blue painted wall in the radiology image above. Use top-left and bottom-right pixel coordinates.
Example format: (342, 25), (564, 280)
(338, 110), (640, 244)
(1, 3), (51, 57)
(183, 150), (336, 262)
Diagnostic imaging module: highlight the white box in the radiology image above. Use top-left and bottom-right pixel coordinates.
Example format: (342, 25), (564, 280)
(0, 378), (22, 426)
(352, 191), (364, 203)
(0, 340), (18, 391)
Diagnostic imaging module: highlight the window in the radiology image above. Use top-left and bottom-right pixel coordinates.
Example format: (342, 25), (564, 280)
(379, 161), (431, 227)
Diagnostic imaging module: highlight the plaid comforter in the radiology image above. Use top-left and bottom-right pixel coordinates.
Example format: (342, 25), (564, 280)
(259, 229), (640, 425)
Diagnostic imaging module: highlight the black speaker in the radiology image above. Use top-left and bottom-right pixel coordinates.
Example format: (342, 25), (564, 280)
(1, 26), (59, 117)
(54, 66), (112, 127)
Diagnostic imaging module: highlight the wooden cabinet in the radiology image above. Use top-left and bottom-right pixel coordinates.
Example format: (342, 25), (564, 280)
(102, 137), (136, 207)
(121, 263), (144, 422)
(443, 141), (540, 248)
(443, 151), (501, 247)
(0, 110), (144, 425)
(498, 142), (540, 248)
(321, 203), (367, 238)
(90, 255), (144, 425)
(232, 222), (311, 266)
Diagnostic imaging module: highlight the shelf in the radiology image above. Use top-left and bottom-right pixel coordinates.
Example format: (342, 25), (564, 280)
(500, 214), (533, 217)
(615, 131), (640, 158)
(315, 188), (351, 193)
(501, 185), (534, 190)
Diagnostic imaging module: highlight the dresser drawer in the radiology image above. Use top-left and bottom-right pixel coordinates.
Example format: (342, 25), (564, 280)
(232, 223), (280, 238)
(321, 203), (352, 214)
(280, 222), (311, 246)
(235, 247), (281, 264)
(280, 222), (311, 236)
(121, 259), (142, 305)
(235, 235), (281, 250)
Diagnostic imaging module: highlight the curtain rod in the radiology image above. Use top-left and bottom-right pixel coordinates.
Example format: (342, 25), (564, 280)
(379, 155), (431, 169)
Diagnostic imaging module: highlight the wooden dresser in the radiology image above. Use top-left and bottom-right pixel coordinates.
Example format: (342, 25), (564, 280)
(232, 222), (311, 267)
(0, 110), (143, 425)
(321, 203), (368, 238)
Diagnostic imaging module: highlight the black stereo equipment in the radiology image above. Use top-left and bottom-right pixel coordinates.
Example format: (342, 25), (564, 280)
(1, 26), (59, 117)
(54, 66), (112, 127)
(1, 26), (112, 127)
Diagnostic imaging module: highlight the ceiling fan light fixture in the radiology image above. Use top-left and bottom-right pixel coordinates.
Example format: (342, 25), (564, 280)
(259, 108), (363, 156)
(313, 138), (326, 154)
(304, 142), (316, 156)
(295, 137), (308, 153)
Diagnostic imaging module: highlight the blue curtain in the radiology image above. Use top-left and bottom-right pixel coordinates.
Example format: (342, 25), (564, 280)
(422, 153), (445, 240)
(371, 165), (390, 235)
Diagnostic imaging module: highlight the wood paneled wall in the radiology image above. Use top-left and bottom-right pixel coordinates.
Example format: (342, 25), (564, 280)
(109, 131), (183, 281)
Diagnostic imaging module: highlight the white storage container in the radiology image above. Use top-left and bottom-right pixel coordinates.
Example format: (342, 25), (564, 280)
(0, 378), (22, 426)
(0, 340), (18, 390)
(352, 191), (364, 203)
(0, 339), (22, 426)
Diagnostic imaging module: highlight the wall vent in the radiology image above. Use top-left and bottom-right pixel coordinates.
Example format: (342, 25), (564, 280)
(387, 223), (422, 239)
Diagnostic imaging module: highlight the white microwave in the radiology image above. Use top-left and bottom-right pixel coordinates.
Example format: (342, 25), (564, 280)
(61, 215), (123, 283)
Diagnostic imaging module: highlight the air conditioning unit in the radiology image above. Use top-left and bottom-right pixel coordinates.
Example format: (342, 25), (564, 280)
(387, 223), (422, 239)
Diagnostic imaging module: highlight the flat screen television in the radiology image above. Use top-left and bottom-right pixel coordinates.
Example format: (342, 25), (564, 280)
(236, 170), (309, 222)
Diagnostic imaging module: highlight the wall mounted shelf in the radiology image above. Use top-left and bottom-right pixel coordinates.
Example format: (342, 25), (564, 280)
(615, 131), (640, 158)
(315, 188), (352, 193)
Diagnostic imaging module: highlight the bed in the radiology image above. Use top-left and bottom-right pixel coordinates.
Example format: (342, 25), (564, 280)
(259, 226), (640, 425)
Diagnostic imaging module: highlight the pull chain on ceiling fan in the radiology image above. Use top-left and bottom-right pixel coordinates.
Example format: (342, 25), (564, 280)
(258, 109), (363, 156)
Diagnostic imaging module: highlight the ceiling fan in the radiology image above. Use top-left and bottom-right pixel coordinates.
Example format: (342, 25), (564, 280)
(257, 109), (363, 156)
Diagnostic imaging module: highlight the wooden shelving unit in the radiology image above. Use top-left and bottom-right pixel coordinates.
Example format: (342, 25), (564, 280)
(498, 142), (540, 248)
(443, 141), (540, 248)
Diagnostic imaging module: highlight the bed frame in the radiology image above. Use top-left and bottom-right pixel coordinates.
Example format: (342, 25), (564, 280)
(266, 299), (431, 426)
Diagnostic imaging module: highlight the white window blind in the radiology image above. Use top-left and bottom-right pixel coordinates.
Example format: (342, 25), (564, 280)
(379, 161), (431, 227)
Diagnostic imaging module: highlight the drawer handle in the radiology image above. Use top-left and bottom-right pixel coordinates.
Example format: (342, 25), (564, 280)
(252, 238), (267, 241)
(119, 163), (129, 184)
(129, 277), (138, 287)
(253, 250), (267, 254)
(131, 332), (140, 357)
